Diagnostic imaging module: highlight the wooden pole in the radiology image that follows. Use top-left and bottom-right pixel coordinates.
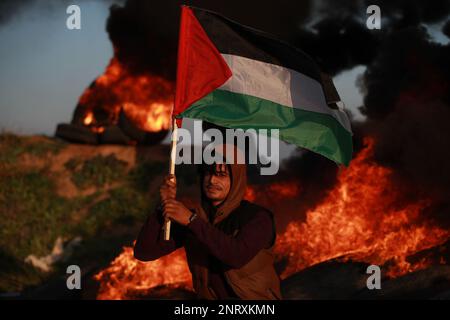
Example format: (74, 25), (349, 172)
(163, 118), (178, 240)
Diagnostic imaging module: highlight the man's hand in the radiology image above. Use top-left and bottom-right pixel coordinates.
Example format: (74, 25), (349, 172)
(160, 174), (176, 202)
(162, 199), (192, 226)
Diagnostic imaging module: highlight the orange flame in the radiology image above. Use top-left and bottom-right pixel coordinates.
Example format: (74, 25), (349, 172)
(79, 57), (173, 132)
(94, 245), (192, 300)
(94, 137), (449, 299)
(274, 138), (449, 278)
(83, 111), (94, 126)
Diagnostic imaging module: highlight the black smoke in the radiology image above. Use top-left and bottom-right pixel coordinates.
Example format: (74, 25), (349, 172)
(105, 0), (312, 79)
(282, 1), (450, 227)
(359, 26), (450, 223)
(103, 0), (450, 225)
(103, 0), (450, 78)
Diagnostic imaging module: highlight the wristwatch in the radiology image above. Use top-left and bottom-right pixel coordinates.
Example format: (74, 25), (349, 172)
(188, 212), (198, 224)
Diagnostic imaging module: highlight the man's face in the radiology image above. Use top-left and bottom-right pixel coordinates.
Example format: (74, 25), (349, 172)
(202, 164), (231, 206)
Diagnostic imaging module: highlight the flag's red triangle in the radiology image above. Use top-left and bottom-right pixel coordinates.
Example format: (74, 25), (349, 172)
(173, 6), (232, 127)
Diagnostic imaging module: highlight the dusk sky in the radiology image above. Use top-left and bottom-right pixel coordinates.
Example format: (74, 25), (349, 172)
(0, 1), (447, 136)
(0, 1), (114, 135)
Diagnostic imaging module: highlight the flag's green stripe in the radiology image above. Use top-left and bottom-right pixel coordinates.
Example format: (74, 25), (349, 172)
(178, 89), (353, 165)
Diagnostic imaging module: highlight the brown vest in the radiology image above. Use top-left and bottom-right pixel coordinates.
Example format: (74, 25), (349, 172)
(184, 204), (282, 300)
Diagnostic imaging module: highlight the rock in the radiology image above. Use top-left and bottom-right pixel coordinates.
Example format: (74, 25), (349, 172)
(99, 125), (133, 145)
(55, 123), (98, 144)
(281, 258), (450, 299)
(357, 265), (450, 299)
(281, 260), (371, 299)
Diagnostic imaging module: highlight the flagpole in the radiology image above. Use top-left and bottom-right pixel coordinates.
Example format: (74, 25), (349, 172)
(163, 117), (178, 241)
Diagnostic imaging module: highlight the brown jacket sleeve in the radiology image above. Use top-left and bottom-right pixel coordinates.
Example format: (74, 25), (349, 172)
(134, 205), (186, 261)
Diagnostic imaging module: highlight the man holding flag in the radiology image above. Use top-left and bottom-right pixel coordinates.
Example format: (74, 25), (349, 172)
(134, 5), (352, 300)
(134, 147), (282, 299)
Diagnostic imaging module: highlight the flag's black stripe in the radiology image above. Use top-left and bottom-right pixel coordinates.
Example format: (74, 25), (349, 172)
(191, 6), (322, 83)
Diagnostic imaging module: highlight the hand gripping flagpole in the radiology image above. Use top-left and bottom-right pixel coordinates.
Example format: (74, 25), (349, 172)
(163, 117), (178, 241)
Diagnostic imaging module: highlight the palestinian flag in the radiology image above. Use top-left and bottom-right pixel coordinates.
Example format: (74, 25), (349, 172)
(173, 6), (353, 165)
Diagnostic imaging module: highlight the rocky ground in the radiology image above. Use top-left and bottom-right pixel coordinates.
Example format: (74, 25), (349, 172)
(0, 132), (188, 296)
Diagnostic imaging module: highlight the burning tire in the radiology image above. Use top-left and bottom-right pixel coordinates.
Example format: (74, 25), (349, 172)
(55, 123), (98, 144)
(99, 125), (133, 145)
(118, 109), (168, 145)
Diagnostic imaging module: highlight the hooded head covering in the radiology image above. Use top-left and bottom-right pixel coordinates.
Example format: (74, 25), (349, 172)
(197, 144), (247, 225)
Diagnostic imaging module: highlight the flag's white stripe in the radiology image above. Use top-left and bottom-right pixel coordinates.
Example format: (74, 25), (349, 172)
(219, 54), (352, 133)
